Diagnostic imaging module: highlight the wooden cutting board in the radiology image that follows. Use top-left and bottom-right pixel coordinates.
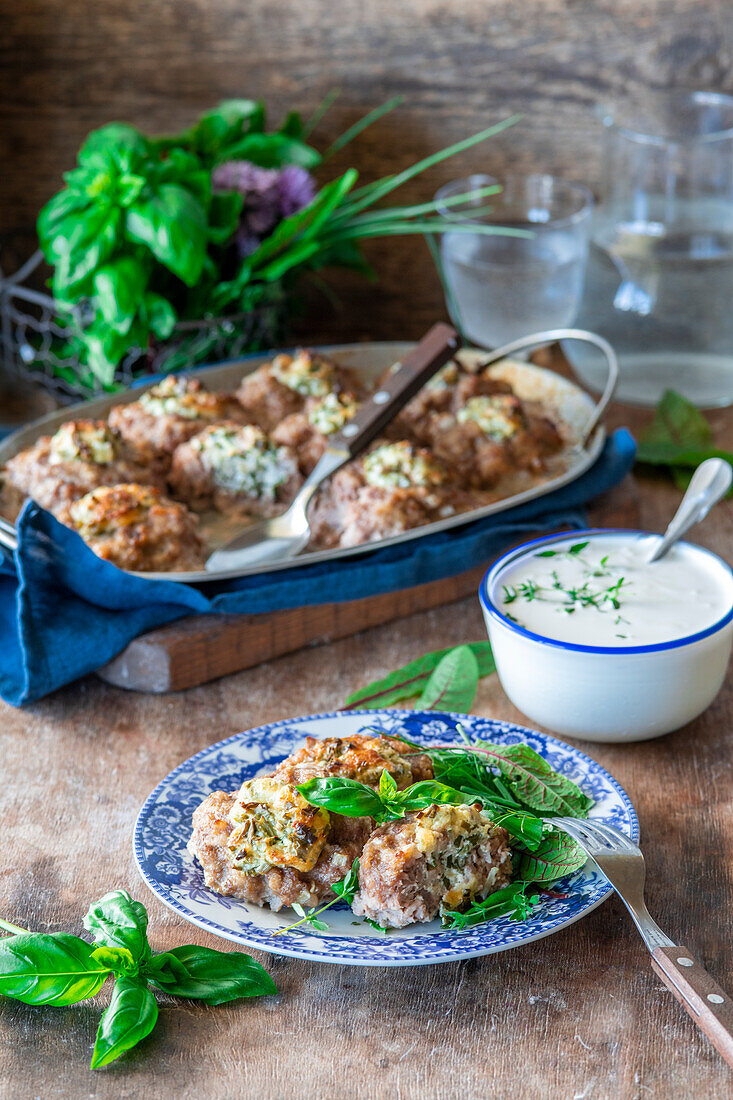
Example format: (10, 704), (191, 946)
(97, 474), (640, 694)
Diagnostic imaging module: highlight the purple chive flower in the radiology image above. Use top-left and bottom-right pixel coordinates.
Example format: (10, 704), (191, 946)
(212, 161), (316, 257)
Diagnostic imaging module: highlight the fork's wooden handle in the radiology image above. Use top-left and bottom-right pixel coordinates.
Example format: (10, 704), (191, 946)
(651, 946), (733, 1067)
(328, 322), (461, 457)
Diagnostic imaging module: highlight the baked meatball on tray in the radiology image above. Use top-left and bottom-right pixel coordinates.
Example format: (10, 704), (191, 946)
(134, 710), (638, 967)
(0, 341), (607, 581)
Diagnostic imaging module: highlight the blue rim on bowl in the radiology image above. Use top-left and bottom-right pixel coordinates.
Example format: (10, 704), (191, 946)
(480, 528), (733, 657)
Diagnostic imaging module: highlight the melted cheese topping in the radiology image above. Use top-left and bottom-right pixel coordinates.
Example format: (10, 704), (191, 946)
(193, 424), (296, 499)
(49, 422), (118, 466)
(456, 395), (523, 440)
(363, 442), (447, 490)
(413, 804), (504, 914)
(227, 776), (330, 873)
(68, 484), (160, 537)
(271, 351), (335, 397)
(140, 376), (218, 420)
(308, 392), (359, 435)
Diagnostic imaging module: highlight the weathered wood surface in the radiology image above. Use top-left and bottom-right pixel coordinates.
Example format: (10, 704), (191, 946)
(0, 398), (732, 1099)
(2, 1), (733, 344)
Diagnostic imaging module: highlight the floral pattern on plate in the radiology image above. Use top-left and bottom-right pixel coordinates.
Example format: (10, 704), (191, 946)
(134, 710), (638, 966)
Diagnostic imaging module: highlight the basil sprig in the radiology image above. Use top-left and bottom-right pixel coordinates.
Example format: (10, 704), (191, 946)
(0, 890), (275, 1069)
(297, 771), (469, 825)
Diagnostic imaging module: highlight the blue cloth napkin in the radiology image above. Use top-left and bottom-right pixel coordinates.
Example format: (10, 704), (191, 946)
(0, 429), (635, 706)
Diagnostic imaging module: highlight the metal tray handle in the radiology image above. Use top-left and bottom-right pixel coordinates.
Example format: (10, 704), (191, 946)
(478, 327), (618, 446)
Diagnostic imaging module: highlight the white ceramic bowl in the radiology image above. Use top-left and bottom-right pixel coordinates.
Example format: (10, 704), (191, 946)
(480, 529), (733, 742)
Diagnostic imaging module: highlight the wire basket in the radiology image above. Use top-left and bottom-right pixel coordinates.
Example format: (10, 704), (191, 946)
(0, 234), (288, 404)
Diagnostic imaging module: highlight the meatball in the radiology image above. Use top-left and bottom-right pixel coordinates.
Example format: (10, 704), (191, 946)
(352, 804), (513, 928)
(169, 422), (302, 515)
(272, 391), (361, 475)
(308, 440), (473, 548)
(0, 419), (161, 519)
(60, 483), (205, 572)
(272, 733), (433, 789)
(188, 786), (371, 911)
(108, 375), (245, 472)
(381, 359), (513, 442)
(236, 350), (365, 432)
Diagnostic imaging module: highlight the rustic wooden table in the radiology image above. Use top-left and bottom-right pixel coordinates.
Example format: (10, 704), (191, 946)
(1, 400), (731, 1100)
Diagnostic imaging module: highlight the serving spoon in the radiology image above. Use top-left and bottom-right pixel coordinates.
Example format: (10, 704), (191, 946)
(205, 322), (461, 573)
(647, 457), (732, 563)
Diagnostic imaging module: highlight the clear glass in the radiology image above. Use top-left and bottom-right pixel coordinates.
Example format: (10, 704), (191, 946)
(567, 91), (733, 407)
(434, 173), (593, 348)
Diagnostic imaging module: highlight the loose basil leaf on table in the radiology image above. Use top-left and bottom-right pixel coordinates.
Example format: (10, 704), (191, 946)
(636, 388), (733, 491)
(84, 890), (150, 961)
(0, 933), (110, 1006)
(145, 945), (276, 1004)
(91, 975), (159, 1070)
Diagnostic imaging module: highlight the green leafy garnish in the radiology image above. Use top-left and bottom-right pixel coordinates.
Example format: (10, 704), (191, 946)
(516, 832), (589, 884)
(343, 641), (495, 711)
(0, 890), (275, 1068)
(441, 883), (540, 929)
(636, 389), (733, 490)
(272, 859), (362, 936)
(297, 773), (468, 825)
(419, 645), (480, 712)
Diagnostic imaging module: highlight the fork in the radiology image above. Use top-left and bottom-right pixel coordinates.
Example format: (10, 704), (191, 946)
(554, 817), (733, 1066)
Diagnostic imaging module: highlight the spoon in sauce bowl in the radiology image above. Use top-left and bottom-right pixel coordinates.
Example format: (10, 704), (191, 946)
(648, 457), (732, 563)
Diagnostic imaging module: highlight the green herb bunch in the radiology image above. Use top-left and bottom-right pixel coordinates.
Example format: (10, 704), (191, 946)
(0, 890), (275, 1069)
(36, 96), (517, 389)
(636, 388), (733, 490)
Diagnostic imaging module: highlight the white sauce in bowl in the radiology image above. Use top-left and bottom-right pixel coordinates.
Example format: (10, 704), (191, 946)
(491, 533), (733, 647)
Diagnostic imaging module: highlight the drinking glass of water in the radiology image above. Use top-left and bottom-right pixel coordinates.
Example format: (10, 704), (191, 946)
(434, 173), (593, 349)
(568, 91), (733, 407)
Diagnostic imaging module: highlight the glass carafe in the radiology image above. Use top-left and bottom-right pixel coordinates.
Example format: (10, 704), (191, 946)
(566, 91), (733, 407)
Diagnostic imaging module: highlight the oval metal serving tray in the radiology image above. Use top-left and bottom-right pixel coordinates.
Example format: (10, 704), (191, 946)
(0, 342), (607, 584)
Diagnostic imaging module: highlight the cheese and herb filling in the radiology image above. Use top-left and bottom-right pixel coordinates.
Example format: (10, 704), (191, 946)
(362, 441), (447, 491)
(271, 351), (335, 397)
(192, 424), (296, 500)
(308, 392), (359, 436)
(416, 804), (509, 915)
(456, 395), (524, 440)
(49, 421), (118, 466)
(68, 484), (160, 538)
(140, 376), (218, 420)
(227, 776), (330, 873)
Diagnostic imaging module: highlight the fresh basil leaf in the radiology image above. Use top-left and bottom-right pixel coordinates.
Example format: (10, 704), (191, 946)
(378, 769), (398, 801)
(0, 933), (110, 1006)
(83, 319), (141, 385)
(144, 945), (276, 1004)
(92, 258), (148, 332)
(50, 207), (121, 294)
(90, 945), (138, 975)
(395, 780), (468, 812)
(126, 184), (207, 286)
(83, 891), (150, 962)
(476, 742), (593, 817)
(144, 293), (177, 340)
(516, 830), (588, 884)
(78, 123), (149, 174)
(639, 388), (713, 451)
(297, 777), (384, 819)
(208, 190), (245, 245)
(90, 975), (158, 1069)
(221, 132), (321, 169)
(420, 645), (480, 712)
(441, 883), (539, 928)
(37, 190), (94, 262)
(343, 642), (495, 710)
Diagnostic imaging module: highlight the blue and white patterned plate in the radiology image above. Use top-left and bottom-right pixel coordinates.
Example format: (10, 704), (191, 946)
(134, 710), (638, 967)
